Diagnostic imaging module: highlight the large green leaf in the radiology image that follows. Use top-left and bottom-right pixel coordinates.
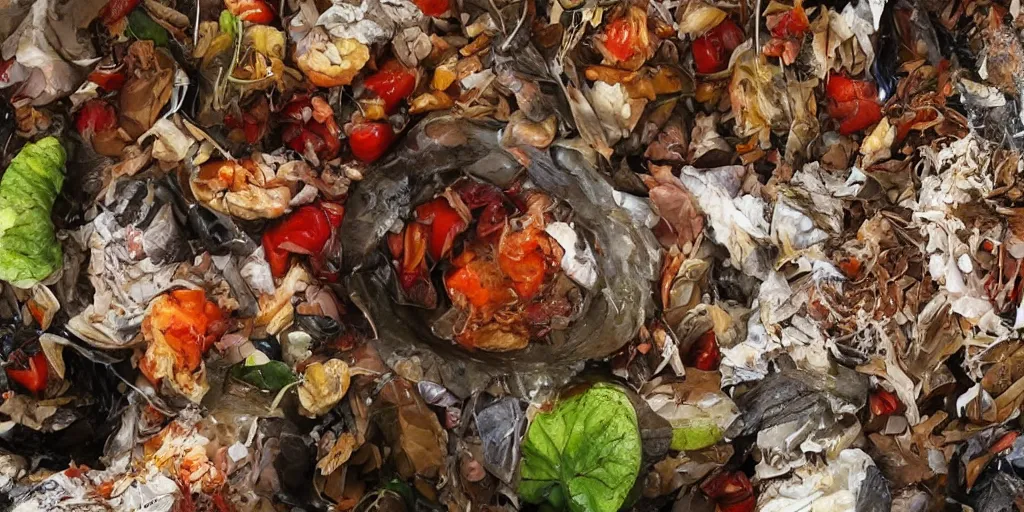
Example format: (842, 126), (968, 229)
(519, 383), (642, 512)
(0, 137), (65, 288)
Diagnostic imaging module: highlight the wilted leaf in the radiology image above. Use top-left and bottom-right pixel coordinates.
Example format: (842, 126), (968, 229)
(298, 359), (351, 417)
(317, 432), (358, 476)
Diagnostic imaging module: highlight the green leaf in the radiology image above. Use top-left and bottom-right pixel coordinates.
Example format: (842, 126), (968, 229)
(519, 384), (642, 512)
(0, 137), (65, 288)
(127, 10), (169, 46)
(230, 361), (298, 391)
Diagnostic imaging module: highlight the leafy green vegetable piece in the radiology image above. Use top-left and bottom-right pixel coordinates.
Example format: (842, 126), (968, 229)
(0, 137), (65, 288)
(219, 10), (239, 39)
(669, 419), (723, 451)
(230, 360), (298, 391)
(128, 10), (169, 46)
(519, 383), (642, 512)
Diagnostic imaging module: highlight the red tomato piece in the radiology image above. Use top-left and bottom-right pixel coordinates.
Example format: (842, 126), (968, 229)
(76, 99), (118, 137)
(413, 0), (448, 17)
(825, 74), (884, 134)
(446, 256), (514, 311)
(416, 198), (467, 262)
(769, 5), (810, 38)
(498, 229), (550, 301)
(692, 19), (745, 74)
(225, 0), (275, 24)
(363, 62), (417, 113)
(602, 17), (640, 62)
(349, 122), (395, 163)
(825, 73), (878, 102)
(836, 100), (883, 135)
(88, 69), (126, 91)
(262, 204), (343, 277)
(5, 352), (48, 393)
(0, 59), (14, 83)
(869, 388), (900, 416)
(100, 0), (141, 25)
(701, 471), (755, 512)
(689, 330), (722, 371)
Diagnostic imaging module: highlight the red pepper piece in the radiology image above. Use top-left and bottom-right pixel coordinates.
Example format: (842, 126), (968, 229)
(701, 471), (755, 512)
(349, 122), (395, 163)
(76, 99), (118, 137)
(990, 432), (1020, 454)
(692, 19), (745, 74)
(262, 204), (343, 277)
(413, 0), (448, 17)
(225, 0), (275, 24)
(869, 388), (900, 416)
(363, 62), (417, 114)
(689, 330), (722, 371)
(88, 69), (126, 91)
(415, 198), (467, 262)
(6, 352), (49, 393)
(100, 0), (141, 25)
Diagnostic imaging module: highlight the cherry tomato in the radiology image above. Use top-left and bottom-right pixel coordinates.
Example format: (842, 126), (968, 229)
(76, 99), (118, 137)
(416, 198), (467, 262)
(689, 330), (721, 371)
(869, 388), (900, 416)
(87, 69), (126, 91)
(100, 0), (141, 25)
(692, 19), (745, 74)
(262, 203), (343, 277)
(363, 62), (417, 114)
(602, 17), (640, 62)
(225, 0), (275, 24)
(413, 0), (448, 17)
(5, 352), (48, 393)
(349, 122), (395, 163)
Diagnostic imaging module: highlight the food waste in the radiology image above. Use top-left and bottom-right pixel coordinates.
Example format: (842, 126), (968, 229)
(1, 0), (1024, 511)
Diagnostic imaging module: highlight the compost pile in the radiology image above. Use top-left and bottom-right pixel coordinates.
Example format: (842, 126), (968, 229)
(3, 0), (1024, 510)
